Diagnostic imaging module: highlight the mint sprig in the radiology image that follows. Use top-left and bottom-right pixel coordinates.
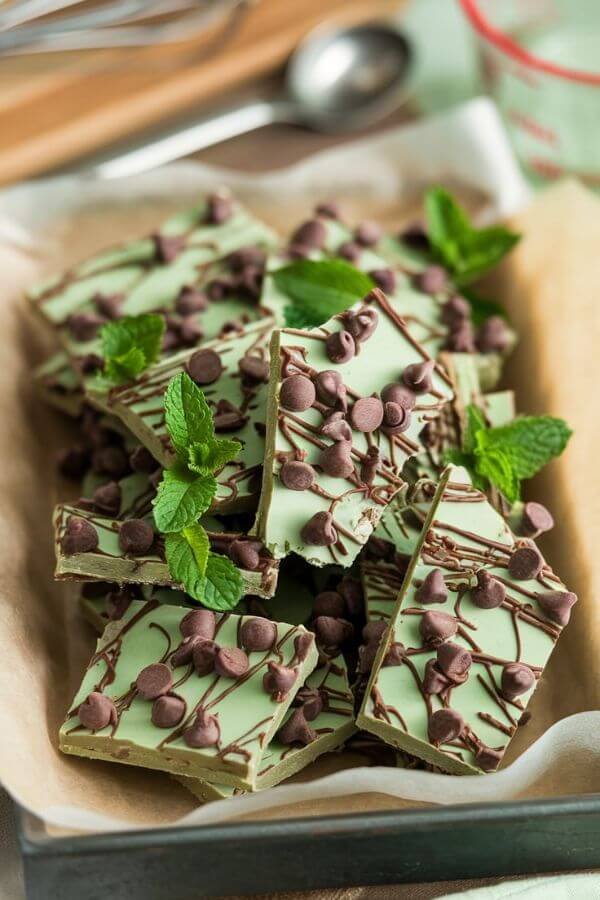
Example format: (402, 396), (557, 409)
(101, 313), (165, 383)
(445, 404), (572, 503)
(424, 187), (520, 287)
(273, 259), (374, 328)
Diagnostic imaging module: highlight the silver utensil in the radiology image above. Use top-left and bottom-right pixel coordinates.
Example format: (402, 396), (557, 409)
(91, 21), (413, 180)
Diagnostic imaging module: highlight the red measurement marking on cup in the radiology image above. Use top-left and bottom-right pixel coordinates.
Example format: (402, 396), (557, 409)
(508, 111), (558, 145)
(527, 157), (600, 186)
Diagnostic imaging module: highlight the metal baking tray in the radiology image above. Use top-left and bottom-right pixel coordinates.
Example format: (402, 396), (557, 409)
(16, 793), (600, 898)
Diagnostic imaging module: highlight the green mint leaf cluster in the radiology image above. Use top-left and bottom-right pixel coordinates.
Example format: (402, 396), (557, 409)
(273, 259), (374, 328)
(446, 405), (572, 503)
(101, 314), (165, 383)
(152, 372), (243, 611)
(424, 187), (520, 287)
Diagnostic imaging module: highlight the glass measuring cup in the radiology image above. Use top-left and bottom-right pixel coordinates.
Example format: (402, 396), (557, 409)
(460, 0), (600, 186)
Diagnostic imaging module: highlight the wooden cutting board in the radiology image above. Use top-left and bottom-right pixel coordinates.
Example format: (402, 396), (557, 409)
(0, 0), (399, 186)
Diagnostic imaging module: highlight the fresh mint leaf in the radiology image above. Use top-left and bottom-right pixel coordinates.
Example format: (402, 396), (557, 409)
(475, 416), (572, 481)
(283, 304), (316, 329)
(188, 437), (241, 476)
(164, 372), (214, 460)
(475, 446), (520, 503)
(463, 403), (488, 454)
(101, 313), (164, 383)
(273, 260), (374, 328)
(202, 552), (244, 612)
(424, 187), (520, 286)
(165, 524), (210, 602)
(153, 466), (216, 532)
(462, 288), (509, 327)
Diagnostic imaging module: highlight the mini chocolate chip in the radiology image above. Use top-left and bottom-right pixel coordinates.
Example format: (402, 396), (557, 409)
(521, 501), (554, 537)
(79, 351), (104, 374)
(291, 219), (326, 249)
(436, 642), (471, 681)
(476, 316), (511, 353)
(501, 663), (535, 701)
(179, 315), (204, 347)
(422, 660), (451, 695)
(228, 245), (266, 271)
(180, 609), (216, 639)
(229, 539), (261, 571)
(93, 292), (123, 319)
(414, 265), (448, 295)
(294, 632), (314, 662)
(215, 646), (249, 679)
(358, 641), (379, 674)
(415, 568), (448, 605)
(207, 193), (233, 224)
(382, 401), (411, 435)
(78, 692), (116, 731)
(475, 744), (504, 772)
(92, 480), (121, 516)
(152, 695), (186, 728)
(240, 617), (277, 652)
(313, 591), (346, 619)
(325, 330), (356, 364)
(153, 233), (185, 263)
(175, 286), (208, 315)
(239, 355), (270, 385)
(338, 241), (361, 263)
(320, 413), (353, 442)
(300, 511), (338, 546)
(381, 382), (416, 409)
(278, 708), (318, 746)
(207, 277), (235, 300)
(314, 615), (353, 648)
(315, 200), (340, 219)
(57, 445), (90, 480)
(360, 446), (380, 485)
(287, 243), (313, 260)
(428, 708), (464, 744)
(350, 396), (384, 433)
(337, 575), (363, 617)
(118, 519), (154, 555)
(61, 517), (99, 555)
(355, 221), (381, 247)
(320, 441), (354, 478)
(263, 661), (297, 699)
(213, 398), (248, 432)
(186, 348), (223, 385)
(362, 620), (388, 645)
(280, 459), (315, 491)
(446, 321), (475, 353)
(345, 307), (379, 343)
(537, 590), (578, 627)
(280, 374), (316, 412)
(382, 642), (406, 667)
(472, 570), (505, 609)
(400, 221), (430, 250)
(508, 545), (544, 580)
(296, 686), (326, 720)
(192, 640), (219, 675)
(136, 663), (173, 699)
(170, 636), (201, 667)
(162, 327), (182, 352)
(420, 611), (458, 647)
(129, 445), (158, 474)
(105, 588), (136, 620)
(92, 446), (129, 479)
(314, 370), (346, 407)
(441, 294), (471, 326)
(369, 268), (396, 294)
(402, 359), (435, 393)
(184, 709), (220, 748)
(67, 312), (105, 342)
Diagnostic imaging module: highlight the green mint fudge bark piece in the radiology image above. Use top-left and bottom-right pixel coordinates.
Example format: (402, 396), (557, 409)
(254, 287), (454, 568)
(102, 320), (272, 513)
(28, 191), (276, 372)
(59, 600), (318, 789)
(357, 466), (578, 775)
(33, 351), (84, 417)
(54, 504), (279, 599)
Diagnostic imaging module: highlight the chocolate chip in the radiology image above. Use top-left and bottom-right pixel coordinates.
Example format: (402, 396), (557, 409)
(315, 200), (340, 219)
(92, 480), (121, 516)
(162, 326), (182, 353)
(314, 370), (346, 407)
(414, 265), (448, 295)
(358, 640), (379, 674)
(186, 348), (223, 385)
(136, 663), (173, 699)
(278, 708), (317, 746)
(415, 568), (448, 605)
(291, 219), (326, 249)
(78, 692), (116, 731)
(227, 245), (266, 271)
(325, 330), (356, 364)
(213, 398), (248, 432)
(476, 316), (511, 353)
(471, 570), (505, 609)
(61, 517), (99, 555)
(501, 663), (535, 701)
(239, 355), (270, 385)
(355, 221), (382, 247)
(179, 315), (204, 347)
(93, 293), (123, 320)
(508, 545), (544, 580)
(287, 243), (313, 260)
(229, 539), (261, 571)
(207, 192), (233, 224)
(338, 241), (361, 263)
(400, 221), (430, 251)
(153, 233), (185, 263)
(428, 708), (464, 744)
(280, 374), (315, 412)
(337, 575), (363, 617)
(362, 620), (388, 645)
(441, 294), (471, 326)
(175, 286), (208, 316)
(360, 446), (380, 485)
(170, 636), (201, 668)
(105, 588), (136, 620)
(313, 591), (346, 619)
(152, 694), (186, 728)
(92, 446), (129, 479)
(369, 268), (396, 294)
(79, 353), (105, 374)
(475, 744), (504, 772)
(350, 396), (384, 433)
(446, 321), (475, 353)
(263, 661), (297, 699)
(67, 312), (106, 342)
(240, 617), (277, 652)
(382, 642), (405, 667)
(420, 611), (458, 647)
(382, 401), (411, 435)
(402, 359), (435, 393)
(215, 646), (249, 679)
(320, 441), (354, 478)
(280, 459), (315, 491)
(521, 501), (554, 537)
(422, 660), (450, 695)
(320, 413), (352, 442)
(57, 445), (90, 480)
(300, 511), (338, 546)
(183, 709), (220, 748)
(294, 632), (314, 662)
(537, 590), (578, 627)
(314, 615), (353, 649)
(436, 642), (471, 681)
(129, 445), (158, 474)
(296, 686), (326, 720)
(207, 277), (235, 300)
(193, 639), (219, 675)
(118, 519), (154, 555)
(345, 307), (379, 344)
(180, 609), (216, 640)
(381, 382), (416, 409)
